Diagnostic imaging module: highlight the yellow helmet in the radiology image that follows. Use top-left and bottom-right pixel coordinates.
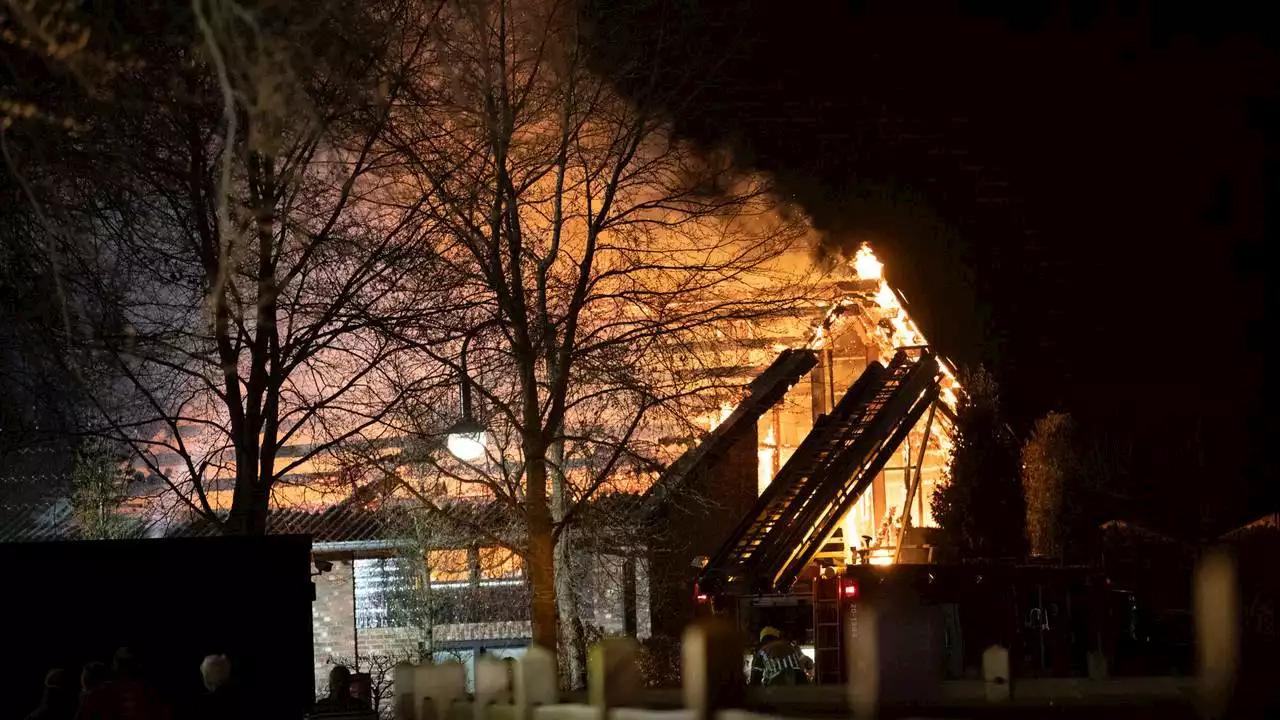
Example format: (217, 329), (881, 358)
(759, 626), (782, 643)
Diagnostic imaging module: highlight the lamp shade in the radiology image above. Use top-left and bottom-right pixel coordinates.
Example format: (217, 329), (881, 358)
(445, 417), (487, 461)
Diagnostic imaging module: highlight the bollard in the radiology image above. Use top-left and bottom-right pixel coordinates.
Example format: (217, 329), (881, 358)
(1196, 548), (1238, 719)
(981, 645), (1010, 703)
(395, 661), (417, 720)
(588, 638), (641, 711)
(416, 662), (467, 720)
(681, 619), (744, 720)
(514, 646), (558, 720)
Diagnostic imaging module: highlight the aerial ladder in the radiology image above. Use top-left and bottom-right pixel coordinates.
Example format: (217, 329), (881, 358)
(698, 348), (941, 598)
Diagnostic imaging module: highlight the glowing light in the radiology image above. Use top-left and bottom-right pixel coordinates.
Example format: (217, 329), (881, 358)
(867, 549), (895, 566)
(852, 244), (883, 280)
(757, 425), (779, 494)
(808, 323), (828, 350)
(875, 281), (899, 310)
(447, 430), (486, 461)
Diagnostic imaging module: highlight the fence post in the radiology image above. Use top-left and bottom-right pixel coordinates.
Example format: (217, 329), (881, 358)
(847, 603), (878, 718)
(682, 619), (744, 720)
(514, 646), (558, 720)
(1196, 548), (1238, 719)
(589, 638), (641, 711)
(415, 661), (466, 720)
(395, 661), (417, 720)
(982, 645), (1010, 703)
(476, 655), (513, 720)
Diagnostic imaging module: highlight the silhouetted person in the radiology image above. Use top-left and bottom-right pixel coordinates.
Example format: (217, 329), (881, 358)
(76, 647), (171, 720)
(26, 668), (78, 720)
(196, 655), (245, 720)
(76, 662), (109, 720)
(749, 627), (813, 686)
(312, 665), (369, 714)
(81, 663), (109, 696)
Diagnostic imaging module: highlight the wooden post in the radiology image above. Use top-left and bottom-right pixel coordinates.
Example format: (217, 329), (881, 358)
(982, 645), (1010, 703)
(395, 661), (417, 720)
(415, 662), (466, 720)
(847, 602), (879, 718)
(682, 619), (744, 720)
(475, 655), (512, 720)
(588, 638), (641, 710)
(1196, 548), (1238, 719)
(514, 646), (558, 720)
(893, 398), (937, 564)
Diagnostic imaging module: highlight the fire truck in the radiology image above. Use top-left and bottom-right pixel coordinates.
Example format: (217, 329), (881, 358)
(686, 348), (1134, 682)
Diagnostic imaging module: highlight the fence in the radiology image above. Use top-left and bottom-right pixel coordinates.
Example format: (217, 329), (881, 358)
(377, 548), (1276, 720)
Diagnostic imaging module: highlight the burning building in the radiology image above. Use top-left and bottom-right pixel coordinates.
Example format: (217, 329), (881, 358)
(640, 243), (959, 641)
(0, 242), (957, 690)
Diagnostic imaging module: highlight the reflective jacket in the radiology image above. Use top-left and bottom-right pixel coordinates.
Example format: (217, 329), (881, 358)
(749, 639), (812, 685)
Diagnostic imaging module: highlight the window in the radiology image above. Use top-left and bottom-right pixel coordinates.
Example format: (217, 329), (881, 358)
(477, 547), (522, 580)
(428, 549), (470, 583)
(355, 557), (413, 629)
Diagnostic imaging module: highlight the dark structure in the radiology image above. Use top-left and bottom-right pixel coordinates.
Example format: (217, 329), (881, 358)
(0, 535), (314, 719)
(643, 349), (818, 638)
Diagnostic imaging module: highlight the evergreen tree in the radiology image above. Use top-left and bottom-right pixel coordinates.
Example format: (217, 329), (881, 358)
(931, 366), (1026, 561)
(1021, 411), (1076, 560)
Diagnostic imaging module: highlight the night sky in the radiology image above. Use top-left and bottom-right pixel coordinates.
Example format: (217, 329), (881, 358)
(585, 1), (1279, 536)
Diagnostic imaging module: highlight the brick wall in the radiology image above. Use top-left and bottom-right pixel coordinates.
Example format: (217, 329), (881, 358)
(649, 423), (759, 638)
(311, 551), (645, 690)
(312, 559), (355, 690)
(359, 626), (420, 658)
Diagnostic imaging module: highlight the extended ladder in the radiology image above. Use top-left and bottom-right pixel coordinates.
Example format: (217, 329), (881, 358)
(769, 353), (938, 591)
(700, 349), (940, 596)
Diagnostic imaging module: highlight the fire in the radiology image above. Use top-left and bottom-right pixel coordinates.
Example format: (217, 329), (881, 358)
(814, 244), (964, 418)
(874, 281), (899, 311)
(852, 244), (883, 280)
(719, 403), (734, 424)
(708, 401), (735, 431)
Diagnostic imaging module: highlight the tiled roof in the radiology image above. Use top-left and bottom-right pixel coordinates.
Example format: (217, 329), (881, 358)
(166, 507), (395, 542)
(2, 463), (650, 547)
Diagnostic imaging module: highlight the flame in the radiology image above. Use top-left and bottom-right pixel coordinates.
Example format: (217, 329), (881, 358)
(708, 401), (735, 431)
(852, 244), (883, 280)
(866, 548), (896, 566)
(875, 282), (899, 310)
(818, 245), (964, 413)
(810, 323), (827, 350)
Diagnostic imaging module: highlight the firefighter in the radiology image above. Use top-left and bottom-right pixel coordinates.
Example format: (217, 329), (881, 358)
(749, 627), (813, 685)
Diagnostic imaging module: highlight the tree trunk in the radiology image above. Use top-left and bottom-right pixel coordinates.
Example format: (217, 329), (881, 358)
(525, 446), (559, 663)
(550, 440), (586, 688)
(226, 463), (271, 535)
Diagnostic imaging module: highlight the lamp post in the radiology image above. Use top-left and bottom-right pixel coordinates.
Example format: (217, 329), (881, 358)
(445, 332), (487, 461)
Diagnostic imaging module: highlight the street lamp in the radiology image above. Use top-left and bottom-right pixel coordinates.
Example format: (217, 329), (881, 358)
(445, 332), (487, 461)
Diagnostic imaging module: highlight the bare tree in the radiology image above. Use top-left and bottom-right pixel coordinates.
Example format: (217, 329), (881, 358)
(369, 0), (814, 677)
(3, 0), (456, 533)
